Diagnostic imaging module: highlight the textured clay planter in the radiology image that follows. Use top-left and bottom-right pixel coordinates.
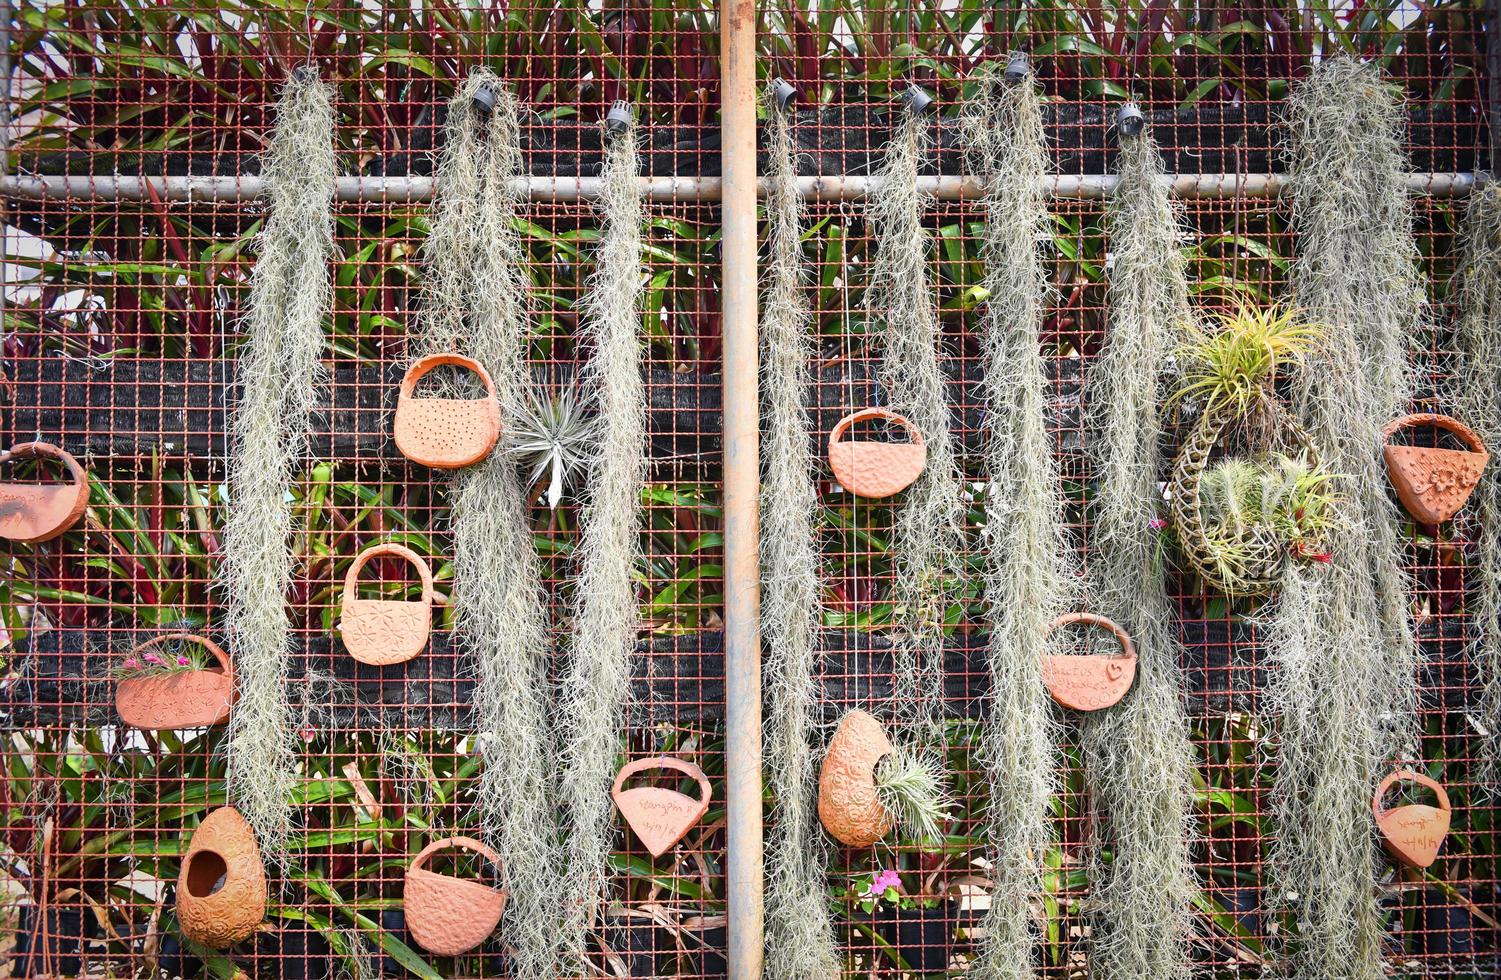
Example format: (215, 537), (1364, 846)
(828, 409), (927, 499)
(176, 807), (266, 949)
(115, 633), (235, 730)
(1040, 612), (1138, 712)
(612, 756), (712, 857)
(0, 442), (89, 544)
(1373, 769), (1451, 870)
(338, 542), (434, 666)
(1382, 413), (1488, 524)
(393, 353), (502, 469)
(818, 710), (895, 847)
(403, 836), (507, 956)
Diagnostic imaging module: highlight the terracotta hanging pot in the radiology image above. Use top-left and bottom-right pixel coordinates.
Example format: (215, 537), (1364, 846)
(827, 409), (927, 499)
(818, 710), (894, 848)
(115, 633), (235, 730)
(338, 543), (435, 666)
(1381, 413), (1488, 524)
(176, 807), (266, 949)
(1373, 770), (1451, 870)
(612, 756), (712, 857)
(0, 442), (89, 544)
(403, 836), (507, 956)
(393, 353), (502, 469)
(1040, 612), (1138, 712)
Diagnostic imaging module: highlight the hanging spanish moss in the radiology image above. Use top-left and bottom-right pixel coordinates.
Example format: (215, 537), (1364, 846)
(1082, 121), (1197, 980)
(760, 87), (842, 980)
(410, 72), (560, 980)
(222, 69), (335, 854)
(959, 62), (1071, 980)
(1269, 57), (1423, 980)
(555, 111), (647, 974)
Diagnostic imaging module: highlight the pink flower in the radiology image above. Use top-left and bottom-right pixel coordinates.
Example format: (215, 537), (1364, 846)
(1148, 517), (1168, 531)
(864, 868), (902, 898)
(122, 658), (141, 670)
(143, 653), (164, 665)
(299, 726), (316, 742)
(177, 656), (191, 666)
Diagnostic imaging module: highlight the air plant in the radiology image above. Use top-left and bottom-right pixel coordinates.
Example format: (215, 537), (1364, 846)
(507, 383), (600, 510)
(872, 747), (952, 847)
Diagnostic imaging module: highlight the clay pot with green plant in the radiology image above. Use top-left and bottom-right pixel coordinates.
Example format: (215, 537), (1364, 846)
(818, 710), (951, 849)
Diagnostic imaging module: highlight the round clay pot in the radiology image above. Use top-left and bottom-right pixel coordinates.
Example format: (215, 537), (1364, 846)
(1040, 612), (1138, 712)
(818, 710), (894, 847)
(176, 807), (266, 949)
(1381, 413), (1489, 524)
(338, 542), (434, 666)
(403, 836), (507, 957)
(0, 442), (89, 544)
(828, 409), (927, 499)
(393, 353), (502, 469)
(1373, 769), (1451, 870)
(612, 756), (712, 858)
(115, 633), (235, 730)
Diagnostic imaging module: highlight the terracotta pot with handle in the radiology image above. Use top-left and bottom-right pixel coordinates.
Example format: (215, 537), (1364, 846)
(1041, 612), (1138, 712)
(612, 756), (712, 857)
(393, 353), (502, 469)
(116, 633), (235, 730)
(818, 710), (894, 847)
(176, 807), (266, 949)
(0, 442), (89, 544)
(1373, 770), (1451, 870)
(828, 409), (927, 499)
(1382, 413), (1488, 523)
(338, 543), (434, 666)
(403, 837), (507, 956)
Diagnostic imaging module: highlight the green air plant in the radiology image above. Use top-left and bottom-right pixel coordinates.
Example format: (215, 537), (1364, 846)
(872, 745), (953, 848)
(409, 72), (560, 980)
(555, 109), (647, 974)
(1270, 57), (1423, 980)
(959, 61), (1072, 980)
(222, 69), (335, 855)
(1082, 119), (1198, 980)
(759, 86), (842, 980)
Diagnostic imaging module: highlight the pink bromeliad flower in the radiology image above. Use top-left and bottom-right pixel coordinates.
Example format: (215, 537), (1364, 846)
(122, 657), (141, 671)
(177, 656), (192, 666)
(142, 652), (164, 665)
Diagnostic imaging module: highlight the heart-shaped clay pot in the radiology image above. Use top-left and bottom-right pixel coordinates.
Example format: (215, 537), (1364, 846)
(0, 442), (89, 544)
(1373, 769), (1451, 870)
(116, 633), (235, 730)
(612, 756), (712, 857)
(338, 543), (434, 666)
(176, 807), (266, 949)
(1041, 612), (1138, 712)
(828, 409), (927, 499)
(1382, 413), (1488, 524)
(403, 837), (507, 957)
(393, 353), (502, 469)
(818, 710), (895, 848)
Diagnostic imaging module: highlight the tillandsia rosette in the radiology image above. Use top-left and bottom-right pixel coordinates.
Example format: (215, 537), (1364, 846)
(1167, 305), (1340, 596)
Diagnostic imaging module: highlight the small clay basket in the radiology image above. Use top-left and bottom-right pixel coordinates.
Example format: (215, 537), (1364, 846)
(1041, 612), (1138, 712)
(1382, 413), (1489, 524)
(338, 542), (434, 666)
(818, 709), (895, 848)
(115, 633), (235, 730)
(612, 756), (712, 857)
(0, 442), (89, 544)
(1373, 769), (1451, 870)
(828, 409), (927, 499)
(176, 807), (266, 949)
(403, 836), (508, 957)
(393, 353), (502, 469)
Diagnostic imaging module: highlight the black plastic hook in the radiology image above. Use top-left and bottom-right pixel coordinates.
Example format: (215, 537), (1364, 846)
(769, 77), (798, 112)
(1117, 103), (1146, 139)
(900, 83), (935, 116)
(605, 101), (633, 137)
(471, 82), (498, 116)
(1003, 51), (1030, 86)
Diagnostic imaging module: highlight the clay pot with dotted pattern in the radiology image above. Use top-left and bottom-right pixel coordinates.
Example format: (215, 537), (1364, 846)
(115, 633), (235, 730)
(818, 710), (894, 847)
(176, 807), (266, 949)
(1040, 612), (1138, 712)
(612, 756), (712, 857)
(1373, 770), (1451, 870)
(0, 442), (89, 544)
(338, 543), (434, 666)
(1382, 413), (1488, 524)
(828, 409), (927, 499)
(393, 353), (502, 469)
(403, 837), (507, 956)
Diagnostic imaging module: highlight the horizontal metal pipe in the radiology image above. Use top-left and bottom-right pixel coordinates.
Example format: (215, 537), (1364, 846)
(0, 171), (1484, 203)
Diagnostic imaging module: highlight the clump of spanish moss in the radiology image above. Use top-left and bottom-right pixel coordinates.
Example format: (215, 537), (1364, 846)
(555, 113), (647, 974)
(760, 88), (842, 980)
(1270, 57), (1423, 980)
(872, 746), (953, 846)
(959, 62), (1071, 980)
(222, 70), (335, 855)
(410, 72), (560, 980)
(1082, 124), (1197, 980)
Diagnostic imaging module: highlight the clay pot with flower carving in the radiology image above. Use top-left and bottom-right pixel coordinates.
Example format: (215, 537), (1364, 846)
(176, 807), (266, 949)
(1382, 413), (1489, 524)
(403, 837), (508, 956)
(338, 543), (435, 666)
(115, 633), (235, 730)
(818, 710), (895, 847)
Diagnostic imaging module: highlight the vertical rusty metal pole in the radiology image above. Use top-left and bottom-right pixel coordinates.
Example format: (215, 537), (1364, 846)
(720, 0), (763, 974)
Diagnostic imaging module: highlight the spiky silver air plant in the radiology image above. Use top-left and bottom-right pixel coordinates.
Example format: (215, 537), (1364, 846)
(411, 72), (560, 980)
(959, 62), (1072, 980)
(760, 86), (842, 980)
(222, 70), (335, 855)
(555, 111), (647, 974)
(1272, 57), (1423, 980)
(1084, 123), (1197, 979)
(508, 383), (599, 510)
